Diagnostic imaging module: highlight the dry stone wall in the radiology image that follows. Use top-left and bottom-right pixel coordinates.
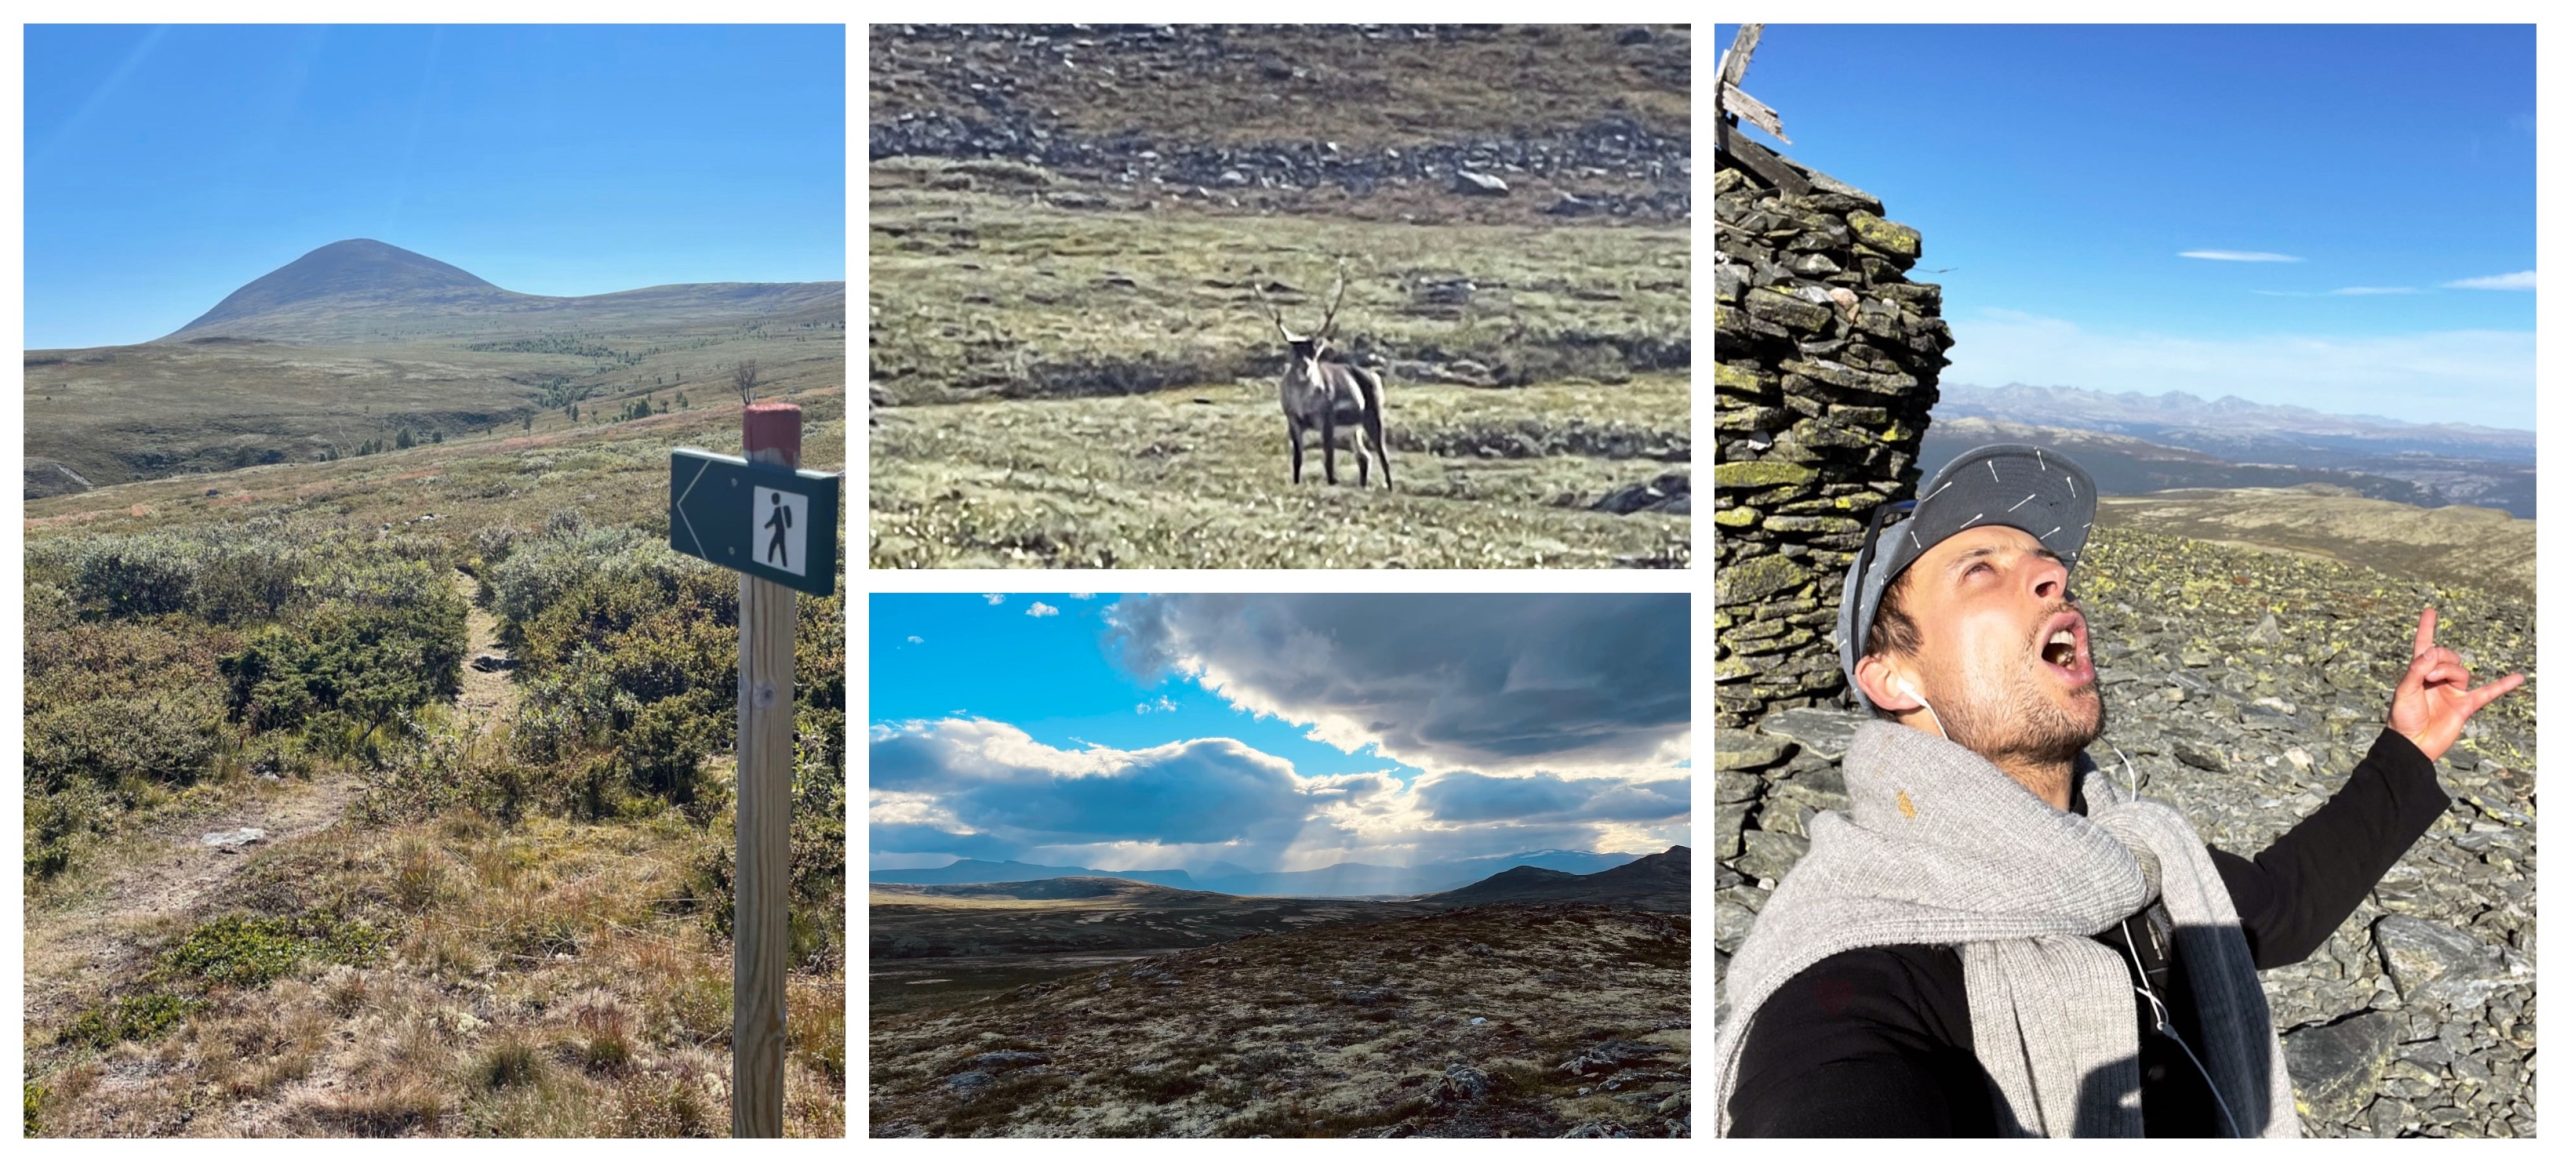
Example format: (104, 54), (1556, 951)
(1712, 145), (1951, 728)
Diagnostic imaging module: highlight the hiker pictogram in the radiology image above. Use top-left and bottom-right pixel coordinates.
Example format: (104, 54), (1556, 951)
(751, 485), (809, 578)
(764, 492), (794, 567)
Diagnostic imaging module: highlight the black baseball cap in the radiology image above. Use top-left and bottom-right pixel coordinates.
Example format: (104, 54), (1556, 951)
(1835, 443), (2098, 710)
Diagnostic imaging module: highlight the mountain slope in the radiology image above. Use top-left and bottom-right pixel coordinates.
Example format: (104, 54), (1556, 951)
(1432, 846), (1689, 912)
(158, 238), (845, 343)
(175, 239), (508, 335)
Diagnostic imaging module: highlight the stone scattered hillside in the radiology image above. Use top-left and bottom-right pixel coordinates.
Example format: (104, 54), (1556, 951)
(872, 905), (1690, 1137)
(871, 23), (1689, 225)
(1716, 526), (2536, 1138)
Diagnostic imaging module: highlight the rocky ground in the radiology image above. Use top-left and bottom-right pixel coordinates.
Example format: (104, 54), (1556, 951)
(1714, 526), (2536, 1137)
(871, 905), (1690, 1137)
(871, 24), (1689, 226)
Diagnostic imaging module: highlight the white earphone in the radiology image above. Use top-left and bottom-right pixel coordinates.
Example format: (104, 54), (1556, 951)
(1895, 678), (1957, 747)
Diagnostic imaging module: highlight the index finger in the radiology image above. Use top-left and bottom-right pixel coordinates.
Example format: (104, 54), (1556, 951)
(2413, 606), (2438, 659)
(2466, 672), (2527, 711)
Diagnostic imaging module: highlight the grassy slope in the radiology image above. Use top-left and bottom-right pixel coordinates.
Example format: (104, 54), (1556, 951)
(869, 24), (1691, 569)
(2098, 488), (2536, 595)
(26, 308), (844, 497)
(23, 384), (846, 1137)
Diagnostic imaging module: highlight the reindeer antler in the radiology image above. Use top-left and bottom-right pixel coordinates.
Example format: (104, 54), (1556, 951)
(1315, 260), (1349, 339)
(1248, 272), (1295, 340)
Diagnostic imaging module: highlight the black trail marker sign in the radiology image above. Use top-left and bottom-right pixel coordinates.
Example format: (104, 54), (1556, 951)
(669, 449), (839, 597)
(667, 404), (838, 1136)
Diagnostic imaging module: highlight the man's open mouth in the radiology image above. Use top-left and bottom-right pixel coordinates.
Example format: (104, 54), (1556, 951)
(2037, 609), (2093, 684)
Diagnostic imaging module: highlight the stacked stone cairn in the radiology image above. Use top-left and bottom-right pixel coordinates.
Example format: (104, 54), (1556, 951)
(1712, 146), (1951, 730)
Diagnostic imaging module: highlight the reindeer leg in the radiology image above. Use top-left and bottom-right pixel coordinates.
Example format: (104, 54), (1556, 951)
(1366, 406), (1393, 492)
(1289, 422), (1304, 485)
(1322, 413), (1339, 485)
(1356, 433), (1369, 488)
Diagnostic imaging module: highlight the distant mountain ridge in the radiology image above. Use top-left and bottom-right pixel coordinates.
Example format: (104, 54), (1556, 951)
(1431, 845), (1689, 912)
(867, 848), (1646, 898)
(1927, 384), (2536, 518)
(1939, 383), (2533, 452)
(869, 859), (1197, 890)
(159, 238), (844, 343)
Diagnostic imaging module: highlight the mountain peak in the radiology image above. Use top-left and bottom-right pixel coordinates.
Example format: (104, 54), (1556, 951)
(172, 239), (504, 338)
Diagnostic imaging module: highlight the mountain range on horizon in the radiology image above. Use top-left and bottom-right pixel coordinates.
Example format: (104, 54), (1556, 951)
(1941, 382), (2534, 445)
(1927, 382), (2537, 518)
(867, 847), (1652, 899)
(94, 237), (846, 347)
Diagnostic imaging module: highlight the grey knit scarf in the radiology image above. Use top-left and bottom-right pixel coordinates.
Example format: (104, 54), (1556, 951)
(1715, 721), (2299, 1137)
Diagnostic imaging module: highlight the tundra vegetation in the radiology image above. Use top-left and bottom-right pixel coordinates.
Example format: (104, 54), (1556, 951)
(868, 24), (1692, 568)
(22, 389), (847, 1137)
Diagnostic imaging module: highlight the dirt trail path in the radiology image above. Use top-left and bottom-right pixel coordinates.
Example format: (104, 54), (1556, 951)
(452, 568), (519, 734)
(22, 773), (361, 1040)
(26, 571), (518, 1047)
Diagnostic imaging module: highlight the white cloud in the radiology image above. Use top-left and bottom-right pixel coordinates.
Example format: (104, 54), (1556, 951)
(1947, 308), (2536, 431)
(982, 593), (1006, 605)
(1069, 593), (1098, 600)
(1026, 602), (1061, 618)
(2179, 249), (2303, 263)
(1134, 695), (1179, 714)
(868, 717), (1688, 873)
(905, 635), (924, 645)
(2444, 270), (2536, 291)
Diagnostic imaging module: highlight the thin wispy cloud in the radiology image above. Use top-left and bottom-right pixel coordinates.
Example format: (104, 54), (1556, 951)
(2180, 249), (2303, 263)
(1950, 308), (2536, 431)
(2444, 270), (2535, 291)
(2252, 286), (2419, 297)
(1134, 695), (1178, 714)
(905, 635), (924, 645)
(1069, 593), (1097, 600)
(982, 593), (1006, 605)
(1026, 602), (1060, 618)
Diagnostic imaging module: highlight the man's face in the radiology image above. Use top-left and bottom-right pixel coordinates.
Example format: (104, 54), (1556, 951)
(1893, 524), (2103, 764)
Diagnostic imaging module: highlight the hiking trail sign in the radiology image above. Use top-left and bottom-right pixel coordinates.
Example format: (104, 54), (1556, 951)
(669, 448), (840, 597)
(670, 404), (838, 1136)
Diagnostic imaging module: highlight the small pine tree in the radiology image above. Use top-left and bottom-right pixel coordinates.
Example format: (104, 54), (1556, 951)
(395, 428), (415, 450)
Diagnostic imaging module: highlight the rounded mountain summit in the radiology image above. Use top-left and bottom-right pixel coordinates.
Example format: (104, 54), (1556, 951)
(166, 238), (843, 343)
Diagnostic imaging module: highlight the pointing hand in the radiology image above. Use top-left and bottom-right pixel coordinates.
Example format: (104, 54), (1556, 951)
(2388, 606), (2526, 762)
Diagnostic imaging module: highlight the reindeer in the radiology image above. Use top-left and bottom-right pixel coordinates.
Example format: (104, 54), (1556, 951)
(1252, 265), (1393, 490)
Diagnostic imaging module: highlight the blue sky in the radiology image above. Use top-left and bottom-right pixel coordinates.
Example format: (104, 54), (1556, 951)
(869, 594), (1692, 873)
(25, 24), (846, 348)
(1715, 24), (2536, 430)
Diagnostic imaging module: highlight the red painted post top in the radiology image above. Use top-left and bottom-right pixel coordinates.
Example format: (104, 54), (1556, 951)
(743, 402), (802, 468)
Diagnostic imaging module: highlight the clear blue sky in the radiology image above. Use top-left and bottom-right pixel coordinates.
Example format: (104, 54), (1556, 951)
(1715, 24), (2537, 430)
(868, 594), (1693, 873)
(26, 24), (846, 348)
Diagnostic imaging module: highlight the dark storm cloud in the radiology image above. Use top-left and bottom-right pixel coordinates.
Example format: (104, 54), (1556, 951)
(1106, 593), (1690, 773)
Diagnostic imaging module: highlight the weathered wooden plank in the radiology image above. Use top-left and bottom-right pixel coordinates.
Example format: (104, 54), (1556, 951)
(1721, 81), (1788, 143)
(1716, 23), (1763, 92)
(1717, 121), (1810, 198)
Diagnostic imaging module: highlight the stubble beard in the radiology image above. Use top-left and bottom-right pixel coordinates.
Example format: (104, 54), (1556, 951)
(1936, 664), (2106, 769)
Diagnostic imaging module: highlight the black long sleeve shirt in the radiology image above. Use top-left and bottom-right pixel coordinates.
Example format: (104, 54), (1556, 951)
(1726, 729), (2447, 1137)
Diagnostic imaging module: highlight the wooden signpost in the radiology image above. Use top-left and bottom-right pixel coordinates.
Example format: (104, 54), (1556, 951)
(668, 403), (841, 1137)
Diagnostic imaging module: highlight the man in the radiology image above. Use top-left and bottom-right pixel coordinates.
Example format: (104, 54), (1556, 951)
(1715, 444), (2523, 1138)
